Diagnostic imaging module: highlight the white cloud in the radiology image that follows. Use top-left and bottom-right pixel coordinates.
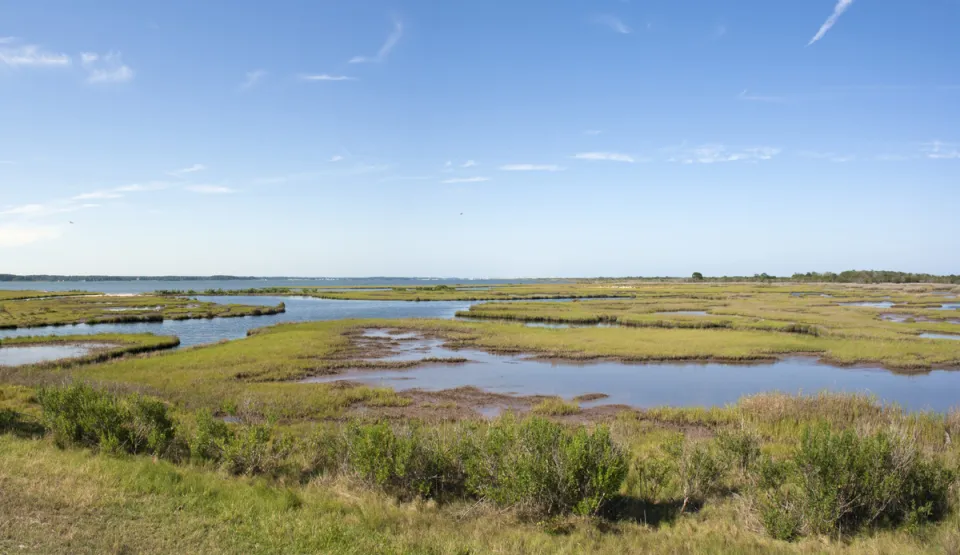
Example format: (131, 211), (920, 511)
(349, 19), (404, 63)
(584, 130), (603, 136)
(808, 0), (856, 46)
(115, 181), (171, 192)
(924, 141), (960, 160)
(738, 89), (786, 103)
(0, 224), (61, 247)
(185, 185), (236, 194)
(0, 204), (45, 216)
(797, 151), (855, 163)
(81, 52), (134, 83)
(72, 191), (123, 200)
(461, 160), (477, 168)
(593, 15), (632, 34)
(329, 155), (344, 162)
(573, 152), (635, 163)
(441, 177), (490, 184)
(299, 74), (356, 82)
(669, 145), (781, 164)
(0, 42), (71, 67)
(241, 69), (266, 89)
(499, 164), (566, 172)
(168, 164), (207, 178)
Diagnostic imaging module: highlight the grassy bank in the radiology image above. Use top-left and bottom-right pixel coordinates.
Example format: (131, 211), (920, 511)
(0, 333), (181, 371)
(0, 294), (284, 329)
(0, 384), (958, 554)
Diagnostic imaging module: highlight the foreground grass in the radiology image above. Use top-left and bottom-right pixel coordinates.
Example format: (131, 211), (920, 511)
(0, 294), (284, 329)
(1, 390), (959, 554)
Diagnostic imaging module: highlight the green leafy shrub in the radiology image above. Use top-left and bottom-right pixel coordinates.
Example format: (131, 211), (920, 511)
(37, 384), (174, 456)
(219, 423), (293, 476)
(716, 428), (761, 475)
(186, 409), (231, 463)
(752, 424), (956, 540)
(664, 436), (725, 513)
(345, 421), (466, 500)
(465, 416), (627, 516)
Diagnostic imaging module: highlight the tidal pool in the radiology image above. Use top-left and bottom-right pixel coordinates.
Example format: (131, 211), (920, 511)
(0, 343), (113, 366)
(302, 331), (960, 412)
(920, 333), (960, 341)
(840, 301), (895, 309)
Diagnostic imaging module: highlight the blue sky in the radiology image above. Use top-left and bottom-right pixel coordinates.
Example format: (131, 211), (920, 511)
(1, 0), (958, 277)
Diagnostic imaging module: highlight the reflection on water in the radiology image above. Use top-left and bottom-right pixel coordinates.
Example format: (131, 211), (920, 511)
(920, 333), (960, 341)
(840, 301), (895, 309)
(302, 331), (960, 412)
(0, 343), (112, 366)
(0, 297), (475, 348)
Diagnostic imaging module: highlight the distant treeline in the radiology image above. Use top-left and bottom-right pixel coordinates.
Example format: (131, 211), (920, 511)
(0, 275), (260, 282)
(789, 270), (960, 284)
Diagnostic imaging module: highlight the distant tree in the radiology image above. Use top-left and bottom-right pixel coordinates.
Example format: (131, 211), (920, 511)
(692, 272), (704, 281)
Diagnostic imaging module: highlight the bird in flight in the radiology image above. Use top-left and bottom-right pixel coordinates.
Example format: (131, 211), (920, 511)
(69, 221), (75, 224)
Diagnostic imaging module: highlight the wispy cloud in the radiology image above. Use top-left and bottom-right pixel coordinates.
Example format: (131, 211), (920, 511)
(299, 74), (356, 82)
(499, 164), (566, 172)
(808, 0), (856, 46)
(168, 164), (207, 178)
(241, 69), (266, 89)
(350, 18), (404, 63)
(593, 15), (632, 34)
(0, 40), (70, 67)
(797, 150), (855, 163)
(738, 89), (787, 103)
(461, 160), (477, 168)
(329, 155), (344, 162)
(0, 224), (61, 247)
(441, 176), (490, 184)
(924, 141), (960, 160)
(573, 152), (635, 163)
(186, 185), (236, 194)
(72, 191), (123, 200)
(81, 52), (133, 83)
(1, 201), (99, 219)
(115, 182), (171, 193)
(584, 130), (603, 136)
(668, 145), (781, 164)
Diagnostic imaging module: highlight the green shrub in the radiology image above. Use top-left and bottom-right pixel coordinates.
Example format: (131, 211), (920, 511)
(664, 436), (725, 513)
(37, 384), (174, 456)
(345, 422), (465, 500)
(187, 409), (231, 463)
(716, 428), (761, 475)
(465, 416), (627, 516)
(752, 424), (956, 540)
(219, 423), (293, 476)
(626, 455), (673, 502)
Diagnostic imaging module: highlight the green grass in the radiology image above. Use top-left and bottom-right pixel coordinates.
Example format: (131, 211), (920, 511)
(531, 397), (582, 416)
(0, 294), (284, 329)
(0, 333), (180, 372)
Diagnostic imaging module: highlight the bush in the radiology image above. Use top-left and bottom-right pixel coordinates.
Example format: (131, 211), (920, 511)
(716, 428), (761, 475)
(219, 423), (293, 477)
(186, 409), (231, 463)
(345, 422), (466, 500)
(465, 416), (627, 516)
(752, 424), (956, 540)
(664, 436), (725, 513)
(37, 384), (174, 456)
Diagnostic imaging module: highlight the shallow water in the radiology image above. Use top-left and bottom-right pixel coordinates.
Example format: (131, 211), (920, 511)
(0, 343), (112, 366)
(939, 303), (960, 311)
(920, 333), (960, 341)
(0, 297), (475, 348)
(840, 301), (895, 309)
(302, 334), (960, 413)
